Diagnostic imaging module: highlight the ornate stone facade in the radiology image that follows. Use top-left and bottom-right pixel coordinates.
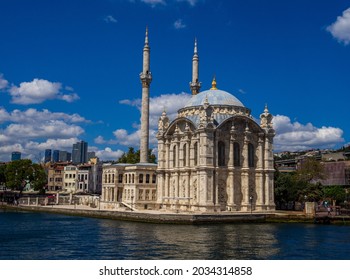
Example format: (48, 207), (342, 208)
(156, 82), (275, 212)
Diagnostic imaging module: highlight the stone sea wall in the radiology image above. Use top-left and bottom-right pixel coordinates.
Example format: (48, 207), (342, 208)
(0, 204), (317, 224)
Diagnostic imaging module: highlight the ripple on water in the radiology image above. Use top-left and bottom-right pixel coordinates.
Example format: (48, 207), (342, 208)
(1, 210), (350, 260)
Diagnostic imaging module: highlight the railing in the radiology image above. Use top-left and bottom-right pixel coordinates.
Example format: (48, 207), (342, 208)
(16, 194), (100, 208)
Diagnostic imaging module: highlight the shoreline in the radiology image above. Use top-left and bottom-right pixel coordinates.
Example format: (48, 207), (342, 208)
(3, 203), (348, 225)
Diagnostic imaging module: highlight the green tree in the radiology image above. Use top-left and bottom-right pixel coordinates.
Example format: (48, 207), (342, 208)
(296, 158), (326, 183)
(296, 181), (323, 202)
(322, 185), (346, 204)
(117, 147), (156, 164)
(292, 158), (326, 203)
(4, 159), (47, 194)
(0, 164), (6, 186)
(274, 171), (318, 208)
(274, 172), (297, 204)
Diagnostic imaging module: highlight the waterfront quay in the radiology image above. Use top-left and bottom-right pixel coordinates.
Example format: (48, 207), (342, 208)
(2, 201), (350, 225)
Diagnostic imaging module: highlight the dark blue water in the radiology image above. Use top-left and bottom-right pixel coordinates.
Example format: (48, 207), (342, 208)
(1, 209), (349, 260)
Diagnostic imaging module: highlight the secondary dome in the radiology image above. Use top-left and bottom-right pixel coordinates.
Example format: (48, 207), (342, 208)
(184, 79), (244, 108)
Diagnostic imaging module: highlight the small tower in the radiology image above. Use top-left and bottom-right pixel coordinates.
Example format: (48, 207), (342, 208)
(139, 27), (152, 163)
(260, 104), (273, 129)
(189, 38), (201, 95)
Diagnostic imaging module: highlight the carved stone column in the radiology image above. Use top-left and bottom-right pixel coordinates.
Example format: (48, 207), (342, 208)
(241, 125), (250, 210)
(227, 124), (237, 210)
(256, 133), (265, 209)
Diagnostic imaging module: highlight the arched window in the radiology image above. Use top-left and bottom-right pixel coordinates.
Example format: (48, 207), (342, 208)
(152, 174), (156, 184)
(248, 143), (255, 168)
(218, 141), (225, 166)
(183, 143), (187, 167)
(173, 146), (177, 168)
(108, 174), (111, 183)
(146, 174), (150, 184)
(132, 174), (135, 184)
(104, 174), (107, 183)
(234, 142), (241, 167)
(194, 142), (198, 166)
(112, 174), (115, 183)
(139, 174), (143, 183)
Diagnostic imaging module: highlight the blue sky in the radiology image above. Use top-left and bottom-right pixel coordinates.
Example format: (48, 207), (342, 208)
(0, 0), (350, 162)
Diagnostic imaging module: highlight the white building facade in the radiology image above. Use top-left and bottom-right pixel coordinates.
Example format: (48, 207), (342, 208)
(63, 165), (77, 193)
(101, 163), (157, 210)
(156, 80), (275, 212)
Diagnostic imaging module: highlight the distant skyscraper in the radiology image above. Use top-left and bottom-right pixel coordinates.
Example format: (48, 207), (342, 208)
(52, 150), (60, 162)
(44, 149), (52, 163)
(59, 151), (71, 162)
(72, 141), (88, 164)
(11, 151), (21, 161)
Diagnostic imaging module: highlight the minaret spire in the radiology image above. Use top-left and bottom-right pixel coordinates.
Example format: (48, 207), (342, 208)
(190, 38), (201, 95)
(145, 26), (149, 46)
(139, 27), (152, 163)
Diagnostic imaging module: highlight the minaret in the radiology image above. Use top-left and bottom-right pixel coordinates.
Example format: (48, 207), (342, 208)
(139, 27), (152, 163)
(189, 38), (201, 95)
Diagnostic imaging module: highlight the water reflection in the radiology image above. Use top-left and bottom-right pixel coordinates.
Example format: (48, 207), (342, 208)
(96, 220), (280, 259)
(1, 210), (350, 260)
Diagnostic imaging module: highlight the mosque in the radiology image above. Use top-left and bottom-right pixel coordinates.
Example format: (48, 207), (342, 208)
(101, 29), (275, 213)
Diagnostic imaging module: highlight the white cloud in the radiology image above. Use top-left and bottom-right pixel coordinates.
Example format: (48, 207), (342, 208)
(177, 0), (198, 7)
(9, 79), (61, 104)
(238, 89), (246, 94)
(0, 143), (24, 160)
(104, 15), (117, 23)
(0, 138), (82, 162)
(0, 73), (9, 90)
(119, 92), (191, 128)
(111, 92), (191, 148)
(119, 98), (141, 108)
(94, 135), (106, 144)
(113, 129), (141, 147)
(133, 0), (200, 7)
(25, 138), (79, 151)
(149, 92), (191, 127)
(60, 93), (80, 103)
(327, 8), (350, 45)
(273, 115), (344, 152)
(4, 121), (84, 139)
(0, 108), (88, 124)
(9, 78), (79, 105)
(0, 108), (89, 162)
(174, 19), (186, 29)
(141, 0), (166, 7)
(95, 147), (124, 161)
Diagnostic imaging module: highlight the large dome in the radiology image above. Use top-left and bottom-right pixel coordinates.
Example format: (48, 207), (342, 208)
(177, 79), (250, 126)
(185, 89), (244, 108)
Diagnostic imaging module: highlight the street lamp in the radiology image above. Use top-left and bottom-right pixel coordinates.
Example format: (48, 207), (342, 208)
(249, 195), (253, 215)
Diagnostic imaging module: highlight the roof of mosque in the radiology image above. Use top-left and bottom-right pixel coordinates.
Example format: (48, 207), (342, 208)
(184, 79), (245, 108)
(184, 89), (244, 108)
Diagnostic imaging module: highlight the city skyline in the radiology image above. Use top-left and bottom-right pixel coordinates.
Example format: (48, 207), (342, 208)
(1, 0), (350, 162)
